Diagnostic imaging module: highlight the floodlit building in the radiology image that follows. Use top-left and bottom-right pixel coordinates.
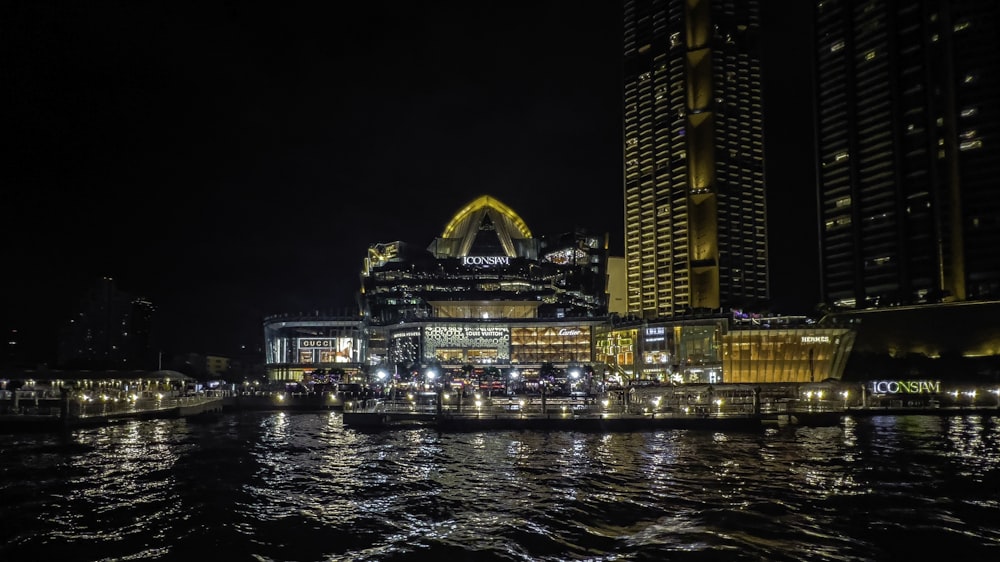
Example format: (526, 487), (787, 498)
(623, 0), (768, 319)
(262, 195), (853, 387)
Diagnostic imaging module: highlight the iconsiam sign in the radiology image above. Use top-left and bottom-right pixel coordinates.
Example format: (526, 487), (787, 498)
(461, 256), (511, 267)
(869, 380), (942, 394)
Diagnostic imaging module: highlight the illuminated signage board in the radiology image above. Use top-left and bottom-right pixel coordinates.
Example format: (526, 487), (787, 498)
(298, 338), (336, 349)
(424, 325), (511, 362)
(869, 380), (942, 394)
(558, 328), (582, 336)
(297, 337), (354, 363)
(461, 256), (511, 267)
(800, 336), (831, 343)
(392, 331), (421, 339)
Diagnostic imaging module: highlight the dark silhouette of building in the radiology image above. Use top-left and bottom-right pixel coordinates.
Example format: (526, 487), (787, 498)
(57, 277), (156, 369)
(623, 0), (768, 319)
(813, 0), (999, 309)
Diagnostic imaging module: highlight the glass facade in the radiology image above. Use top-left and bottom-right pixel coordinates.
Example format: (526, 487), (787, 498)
(594, 316), (855, 385)
(721, 328), (856, 384)
(262, 315), (366, 381)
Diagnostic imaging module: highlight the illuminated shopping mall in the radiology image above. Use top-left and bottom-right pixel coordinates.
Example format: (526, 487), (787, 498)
(263, 195), (855, 389)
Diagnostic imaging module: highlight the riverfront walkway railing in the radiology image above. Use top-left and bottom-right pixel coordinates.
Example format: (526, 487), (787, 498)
(1, 390), (227, 421)
(346, 395), (765, 419)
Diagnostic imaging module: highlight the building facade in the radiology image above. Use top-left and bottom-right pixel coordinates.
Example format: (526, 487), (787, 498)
(596, 312), (855, 385)
(623, 0), (768, 319)
(263, 314), (367, 382)
(263, 196), (853, 387)
(814, 0), (999, 309)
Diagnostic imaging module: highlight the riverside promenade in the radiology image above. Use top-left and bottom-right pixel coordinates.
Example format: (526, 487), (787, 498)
(0, 390), (224, 433)
(340, 392), (844, 432)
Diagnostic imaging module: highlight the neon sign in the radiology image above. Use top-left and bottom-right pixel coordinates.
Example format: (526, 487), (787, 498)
(869, 380), (942, 394)
(461, 256), (511, 266)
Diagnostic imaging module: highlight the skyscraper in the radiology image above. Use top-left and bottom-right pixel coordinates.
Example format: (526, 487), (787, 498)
(814, 0), (999, 309)
(57, 277), (156, 369)
(623, 0), (768, 320)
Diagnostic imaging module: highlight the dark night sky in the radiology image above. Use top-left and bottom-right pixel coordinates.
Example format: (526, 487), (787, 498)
(3, 2), (815, 360)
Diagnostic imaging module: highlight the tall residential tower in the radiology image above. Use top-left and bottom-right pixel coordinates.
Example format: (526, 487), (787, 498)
(814, 0), (999, 309)
(623, 0), (768, 320)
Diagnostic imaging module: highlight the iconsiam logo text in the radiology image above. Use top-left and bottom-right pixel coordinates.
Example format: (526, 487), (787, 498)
(462, 256), (510, 266)
(869, 380), (942, 394)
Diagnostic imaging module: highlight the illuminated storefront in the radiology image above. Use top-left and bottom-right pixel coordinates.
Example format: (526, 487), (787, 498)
(263, 315), (366, 382)
(722, 329), (855, 384)
(595, 316), (856, 385)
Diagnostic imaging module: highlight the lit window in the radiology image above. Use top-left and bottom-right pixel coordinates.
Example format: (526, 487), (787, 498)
(835, 196), (851, 208)
(865, 50), (876, 61)
(931, 33), (939, 42)
(953, 21), (970, 32)
(961, 108), (978, 118)
(960, 140), (983, 151)
(960, 130), (977, 140)
(963, 74), (976, 84)
(831, 40), (845, 53)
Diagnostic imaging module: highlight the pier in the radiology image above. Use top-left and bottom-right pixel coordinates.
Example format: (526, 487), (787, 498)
(340, 393), (844, 431)
(0, 390), (224, 433)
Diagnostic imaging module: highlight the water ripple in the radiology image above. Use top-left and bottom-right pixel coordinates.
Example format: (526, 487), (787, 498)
(1, 412), (999, 561)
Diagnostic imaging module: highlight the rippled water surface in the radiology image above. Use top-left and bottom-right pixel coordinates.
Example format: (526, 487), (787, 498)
(2, 412), (999, 561)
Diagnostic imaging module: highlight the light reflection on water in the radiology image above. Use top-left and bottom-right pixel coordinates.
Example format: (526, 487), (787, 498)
(0, 412), (998, 561)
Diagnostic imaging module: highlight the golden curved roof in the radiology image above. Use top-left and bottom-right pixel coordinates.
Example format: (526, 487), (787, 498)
(439, 195), (532, 257)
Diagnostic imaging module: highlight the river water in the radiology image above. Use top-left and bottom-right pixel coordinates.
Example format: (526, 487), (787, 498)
(1, 412), (998, 561)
